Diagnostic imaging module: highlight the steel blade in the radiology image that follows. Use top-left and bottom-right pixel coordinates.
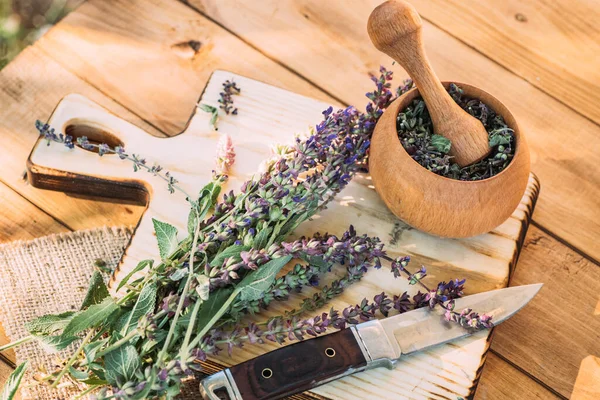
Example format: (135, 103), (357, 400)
(379, 283), (542, 357)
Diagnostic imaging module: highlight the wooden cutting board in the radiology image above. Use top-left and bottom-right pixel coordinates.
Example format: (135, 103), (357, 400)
(27, 71), (539, 400)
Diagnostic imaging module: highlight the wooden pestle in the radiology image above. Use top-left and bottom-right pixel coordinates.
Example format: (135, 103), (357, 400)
(368, 0), (490, 167)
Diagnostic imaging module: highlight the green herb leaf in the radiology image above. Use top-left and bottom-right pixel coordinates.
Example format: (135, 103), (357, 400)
(188, 180), (221, 235)
(195, 275), (210, 301)
(209, 244), (250, 267)
(169, 268), (188, 281)
(199, 104), (219, 130)
(237, 255), (293, 302)
(187, 207), (198, 236)
(68, 366), (89, 381)
(104, 343), (140, 386)
(35, 335), (78, 352)
(489, 133), (510, 147)
(25, 311), (76, 335)
(81, 271), (110, 309)
(116, 259), (153, 292)
(122, 282), (157, 335)
(0, 361), (27, 400)
(304, 256), (331, 272)
(252, 226), (272, 250)
(430, 134), (452, 153)
(194, 288), (234, 339)
(62, 297), (118, 338)
(80, 377), (108, 386)
(152, 219), (179, 260)
(83, 339), (108, 366)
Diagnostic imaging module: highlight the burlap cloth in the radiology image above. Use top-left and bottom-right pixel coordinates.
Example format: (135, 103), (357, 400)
(0, 226), (209, 400)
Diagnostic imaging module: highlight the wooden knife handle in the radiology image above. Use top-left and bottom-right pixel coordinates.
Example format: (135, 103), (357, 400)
(228, 328), (367, 400)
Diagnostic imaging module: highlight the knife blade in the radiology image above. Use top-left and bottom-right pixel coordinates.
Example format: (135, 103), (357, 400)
(199, 283), (542, 400)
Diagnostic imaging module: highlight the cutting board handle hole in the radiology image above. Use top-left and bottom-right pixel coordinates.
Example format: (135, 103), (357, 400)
(65, 122), (124, 154)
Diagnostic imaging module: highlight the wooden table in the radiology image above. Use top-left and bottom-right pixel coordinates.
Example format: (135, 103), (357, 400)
(0, 0), (598, 399)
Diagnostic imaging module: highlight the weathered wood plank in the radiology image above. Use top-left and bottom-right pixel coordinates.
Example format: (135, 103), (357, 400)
(411, 0), (600, 125)
(571, 356), (600, 400)
(187, 0), (600, 264)
(475, 352), (561, 400)
(491, 225), (600, 398)
(0, 182), (69, 242)
(35, 0), (333, 136)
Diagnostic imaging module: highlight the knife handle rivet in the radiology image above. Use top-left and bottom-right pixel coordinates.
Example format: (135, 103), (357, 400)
(261, 368), (273, 379)
(325, 348), (336, 358)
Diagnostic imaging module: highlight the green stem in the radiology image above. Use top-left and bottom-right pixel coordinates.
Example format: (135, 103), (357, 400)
(0, 335), (33, 352)
(188, 290), (239, 349)
(73, 384), (101, 399)
(158, 220), (202, 358)
(180, 298), (202, 357)
(95, 330), (138, 358)
(51, 330), (94, 388)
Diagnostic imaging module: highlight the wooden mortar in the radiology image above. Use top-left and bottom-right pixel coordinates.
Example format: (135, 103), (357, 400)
(369, 82), (531, 237)
(367, 0), (530, 237)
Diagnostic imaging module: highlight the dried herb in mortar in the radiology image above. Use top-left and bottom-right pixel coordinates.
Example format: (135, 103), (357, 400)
(397, 82), (515, 180)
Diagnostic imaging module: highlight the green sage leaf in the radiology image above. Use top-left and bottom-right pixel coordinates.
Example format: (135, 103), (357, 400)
(104, 343), (140, 386)
(62, 297), (118, 338)
(25, 311), (76, 335)
(237, 255), (293, 302)
(430, 134), (452, 153)
(195, 275), (210, 301)
(0, 361), (27, 400)
(304, 256), (331, 272)
(196, 288), (234, 334)
(80, 377), (108, 386)
(35, 335), (78, 352)
(68, 366), (89, 381)
(252, 226), (272, 250)
(81, 271), (109, 309)
(122, 282), (158, 335)
(152, 218), (179, 260)
(83, 339), (108, 366)
(169, 268), (189, 281)
(187, 207), (198, 236)
(189, 181), (222, 235)
(199, 104), (219, 130)
(209, 244), (250, 267)
(116, 259), (153, 292)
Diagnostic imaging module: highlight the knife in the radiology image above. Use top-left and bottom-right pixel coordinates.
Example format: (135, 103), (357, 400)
(199, 283), (542, 400)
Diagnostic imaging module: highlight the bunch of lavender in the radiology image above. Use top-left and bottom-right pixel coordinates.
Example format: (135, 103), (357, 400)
(397, 83), (515, 180)
(1, 68), (491, 400)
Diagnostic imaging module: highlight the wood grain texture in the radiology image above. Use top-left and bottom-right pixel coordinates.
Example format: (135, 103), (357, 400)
(27, 71), (539, 399)
(367, 0), (490, 166)
(369, 82), (530, 237)
(491, 225), (600, 398)
(571, 356), (600, 400)
(35, 0), (332, 136)
(0, 182), (69, 242)
(411, 0), (600, 125)
(229, 329), (366, 400)
(188, 0), (600, 264)
(474, 352), (561, 400)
